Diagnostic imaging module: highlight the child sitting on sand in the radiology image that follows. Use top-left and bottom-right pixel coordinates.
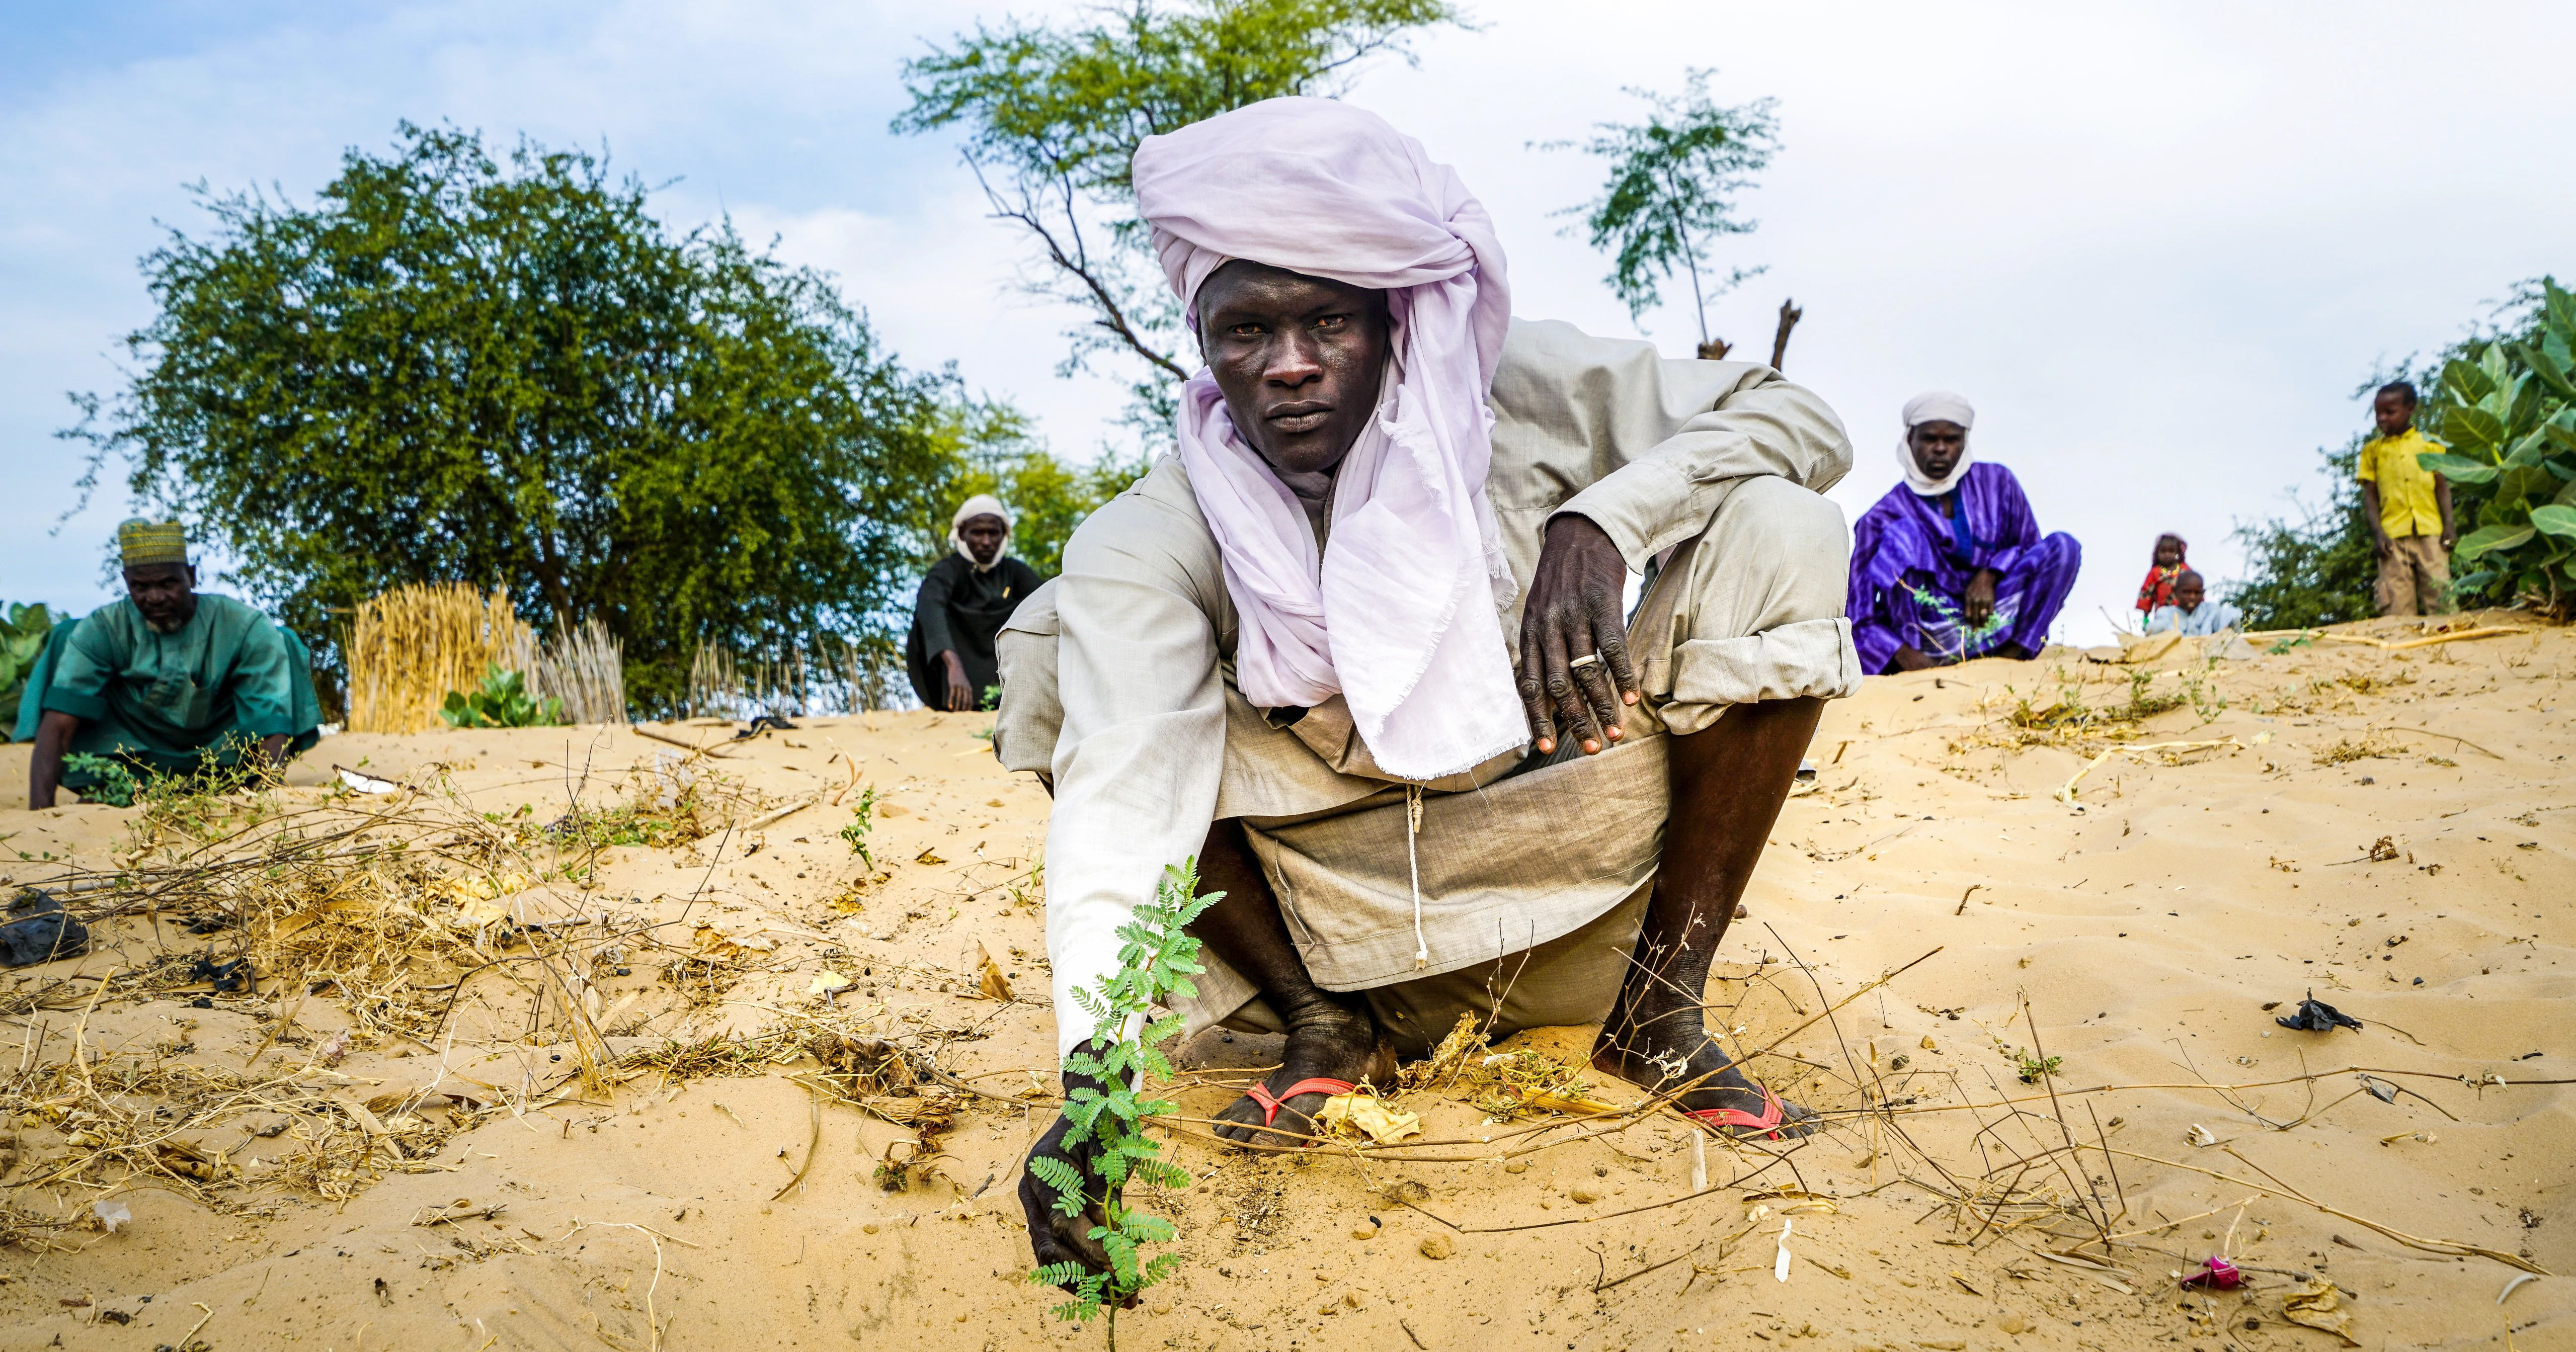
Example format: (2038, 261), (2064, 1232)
(2136, 534), (2187, 615)
(2144, 570), (2241, 636)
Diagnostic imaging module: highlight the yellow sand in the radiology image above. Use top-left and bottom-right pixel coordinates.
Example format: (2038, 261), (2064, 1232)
(0, 616), (2565, 1350)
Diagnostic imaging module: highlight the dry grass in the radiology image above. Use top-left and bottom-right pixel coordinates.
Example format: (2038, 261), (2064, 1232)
(534, 617), (626, 725)
(344, 583), (537, 734)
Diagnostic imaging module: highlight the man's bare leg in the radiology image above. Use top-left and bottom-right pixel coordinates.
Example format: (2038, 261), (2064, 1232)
(1191, 820), (1394, 1144)
(1592, 696), (1826, 1124)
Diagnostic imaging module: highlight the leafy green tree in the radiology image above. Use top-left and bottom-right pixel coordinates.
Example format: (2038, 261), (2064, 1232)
(894, 0), (1464, 435)
(922, 397), (1145, 580)
(64, 124), (984, 712)
(1544, 68), (1779, 357)
(2419, 276), (2576, 612)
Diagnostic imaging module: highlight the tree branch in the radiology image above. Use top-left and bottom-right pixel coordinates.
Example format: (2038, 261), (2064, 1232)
(967, 156), (1188, 382)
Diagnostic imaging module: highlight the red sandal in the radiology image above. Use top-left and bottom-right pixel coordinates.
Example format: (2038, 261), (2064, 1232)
(1240, 1077), (1356, 1145)
(1682, 1085), (1790, 1141)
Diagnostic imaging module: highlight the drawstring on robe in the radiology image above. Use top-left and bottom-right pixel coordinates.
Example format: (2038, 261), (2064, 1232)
(1406, 783), (1428, 969)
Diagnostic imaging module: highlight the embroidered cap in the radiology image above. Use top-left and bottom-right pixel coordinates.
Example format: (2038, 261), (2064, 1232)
(117, 519), (189, 568)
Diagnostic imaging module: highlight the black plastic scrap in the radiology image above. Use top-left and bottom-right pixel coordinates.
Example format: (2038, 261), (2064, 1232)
(736, 714), (799, 738)
(0, 889), (89, 968)
(2275, 991), (2364, 1033)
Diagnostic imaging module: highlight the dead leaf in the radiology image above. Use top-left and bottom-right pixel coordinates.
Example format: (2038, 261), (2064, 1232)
(809, 972), (852, 997)
(1318, 1092), (1422, 1145)
(914, 849), (946, 866)
(2282, 1279), (2359, 1346)
(975, 944), (1013, 1002)
(1949, 1271), (1983, 1296)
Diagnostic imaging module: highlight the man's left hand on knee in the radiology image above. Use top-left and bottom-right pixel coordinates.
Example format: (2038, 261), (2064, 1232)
(1520, 514), (1638, 756)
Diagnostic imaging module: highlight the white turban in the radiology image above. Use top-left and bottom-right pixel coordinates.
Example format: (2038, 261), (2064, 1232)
(1133, 97), (1524, 781)
(1896, 390), (1976, 497)
(950, 493), (1012, 573)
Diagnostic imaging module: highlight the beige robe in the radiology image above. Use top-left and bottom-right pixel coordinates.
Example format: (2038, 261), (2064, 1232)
(997, 319), (1858, 1056)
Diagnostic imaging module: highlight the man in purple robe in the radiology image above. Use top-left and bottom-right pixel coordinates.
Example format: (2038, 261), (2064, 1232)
(1847, 392), (2080, 672)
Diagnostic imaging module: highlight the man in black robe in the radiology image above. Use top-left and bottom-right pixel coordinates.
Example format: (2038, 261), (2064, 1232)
(906, 495), (1043, 711)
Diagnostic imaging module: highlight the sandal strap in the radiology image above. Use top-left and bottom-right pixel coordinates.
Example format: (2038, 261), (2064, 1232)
(1682, 1086), (1787, 1139)
(1242, 1077), (1358, 1128)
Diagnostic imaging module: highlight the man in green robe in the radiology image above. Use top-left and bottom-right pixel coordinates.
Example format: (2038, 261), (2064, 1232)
(18, 521), (323, 808)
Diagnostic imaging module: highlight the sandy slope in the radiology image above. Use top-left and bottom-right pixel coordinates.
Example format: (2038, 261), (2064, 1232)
(0, 616), (2567, 1352)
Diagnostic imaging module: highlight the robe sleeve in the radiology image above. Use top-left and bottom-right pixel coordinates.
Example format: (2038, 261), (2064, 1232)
(1041, 495), (1229, 1060)
(223, 614), (302, 737)
(39, 616), (125, 722)
(1846, 500), (1905, 673)
(913, 558), (961, 660)
(1975, 466), (2042, 579)
(1492, 320), (1855, 574)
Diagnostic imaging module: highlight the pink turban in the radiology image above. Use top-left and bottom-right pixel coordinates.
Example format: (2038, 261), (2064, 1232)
(1132, 98), (1525, 780)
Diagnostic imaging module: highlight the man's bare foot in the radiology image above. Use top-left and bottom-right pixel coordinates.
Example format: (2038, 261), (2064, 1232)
(1590, 990), (1814, 1138)
(1213, 1002), (1394, 1146)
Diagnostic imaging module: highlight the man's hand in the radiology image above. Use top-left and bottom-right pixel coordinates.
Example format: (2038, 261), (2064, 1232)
(27, 710), (77, 811)
(1963, 568), (2001, 628)
(1019, 1055), (1121, 1295)
(1518, 515), (1638, 756)
(1889, 646), (1938, 673)
(2441, 529), (2458, 551)
(2371, 533), (2393, 562)
(939, 651), (975, 713)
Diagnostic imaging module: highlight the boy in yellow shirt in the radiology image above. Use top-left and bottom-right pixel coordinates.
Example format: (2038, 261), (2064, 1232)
(2355, 380), (2456, 616)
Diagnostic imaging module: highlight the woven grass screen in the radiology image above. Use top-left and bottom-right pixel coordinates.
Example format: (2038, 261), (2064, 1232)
(343, 584), (536, 734)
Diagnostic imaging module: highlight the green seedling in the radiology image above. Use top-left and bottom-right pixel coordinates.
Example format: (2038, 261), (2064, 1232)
(1028, 859), (1223, 1348)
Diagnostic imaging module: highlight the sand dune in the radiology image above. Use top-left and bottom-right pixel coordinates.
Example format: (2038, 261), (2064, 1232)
(0, 615), (2565, 1351)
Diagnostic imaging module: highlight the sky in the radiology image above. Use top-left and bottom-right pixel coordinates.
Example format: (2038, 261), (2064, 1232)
(5, 1), (2572, 646)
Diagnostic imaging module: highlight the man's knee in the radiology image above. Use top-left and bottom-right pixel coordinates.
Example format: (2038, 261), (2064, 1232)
(1691, 476), (1851, 632)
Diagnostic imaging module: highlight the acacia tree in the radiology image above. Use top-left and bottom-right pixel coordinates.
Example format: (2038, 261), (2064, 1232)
(64, 124), (980, 712)
(894, 0), (1462, 434)
(1547, 69), (1779, 359)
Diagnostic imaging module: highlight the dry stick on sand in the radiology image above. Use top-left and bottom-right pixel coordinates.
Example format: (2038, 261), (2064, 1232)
(771, 1087), (826, 1201)
(2057, 738), (2239, 807)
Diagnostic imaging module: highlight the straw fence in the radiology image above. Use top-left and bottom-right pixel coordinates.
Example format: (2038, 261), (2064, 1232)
(685, 634), (909, 718)
(344, 584), (628, 732)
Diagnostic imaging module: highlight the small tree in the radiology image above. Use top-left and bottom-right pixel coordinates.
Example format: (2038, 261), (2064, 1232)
(1545, 69), (1780, 358)
(1029, 860), (1222, 1349)
(894, 0), (1464, 436)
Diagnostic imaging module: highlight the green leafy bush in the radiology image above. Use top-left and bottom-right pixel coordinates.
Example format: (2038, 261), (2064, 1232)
(1029, 860), (1223, 1343)
(2, 603), (57, 733)
(437, 664), (563, 729)
(61, 753), (139, 808)
(2421, 277), (2576, 612)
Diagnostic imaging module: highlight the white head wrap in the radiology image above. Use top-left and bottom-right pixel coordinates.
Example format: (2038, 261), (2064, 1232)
(1133, 97), (1524, 781)
(950, 494), (1012, 573)
(1896, 391), (1977, 496)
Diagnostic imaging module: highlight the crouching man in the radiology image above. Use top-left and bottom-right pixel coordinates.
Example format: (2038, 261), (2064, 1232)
(991, 99), (1859, 1283)
(20, 520), (322, 807)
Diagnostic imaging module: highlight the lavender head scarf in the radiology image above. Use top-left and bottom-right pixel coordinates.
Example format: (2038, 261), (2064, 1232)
(1132, 97), (1525, 780)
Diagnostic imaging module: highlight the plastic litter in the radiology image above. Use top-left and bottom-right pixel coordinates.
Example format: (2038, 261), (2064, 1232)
(2182, 1255), (2242, 1289)
(93, 1200), (131, 1233)
(1, 889), (90, 968)
(2274, 992), (2363, 1033)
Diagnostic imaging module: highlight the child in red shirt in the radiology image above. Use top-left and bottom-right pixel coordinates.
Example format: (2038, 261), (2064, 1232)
(2136, 534), (2186, 614)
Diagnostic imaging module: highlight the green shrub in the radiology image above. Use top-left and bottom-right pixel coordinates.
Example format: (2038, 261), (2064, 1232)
(437, 664), (562, 729)
(61, 753), (139, 808)
(2, 603), (57, 734)
(2420, 276), (2576, 612)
